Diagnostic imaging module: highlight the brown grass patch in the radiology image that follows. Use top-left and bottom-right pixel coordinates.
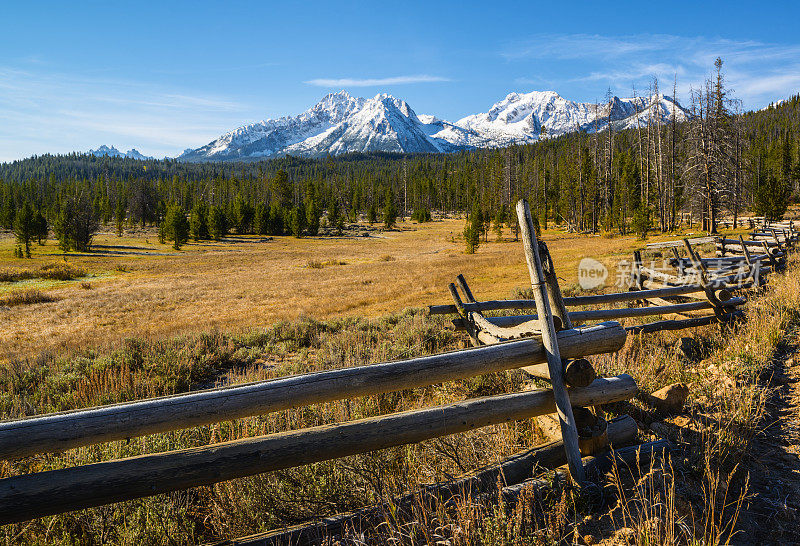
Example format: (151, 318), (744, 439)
(0, 220), (745, 361)
(0, 289), (58, 307)
(0, 262), (86, 283)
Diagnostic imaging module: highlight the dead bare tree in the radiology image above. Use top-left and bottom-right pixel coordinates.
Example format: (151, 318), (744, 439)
(684, 58), (736, 234)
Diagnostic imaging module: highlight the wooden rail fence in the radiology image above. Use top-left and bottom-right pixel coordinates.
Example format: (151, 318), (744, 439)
(2, 203), (794, 540)
(0, 198), (637, 527)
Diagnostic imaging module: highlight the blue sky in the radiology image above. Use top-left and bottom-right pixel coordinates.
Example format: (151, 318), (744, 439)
(2, 0), (800, 162)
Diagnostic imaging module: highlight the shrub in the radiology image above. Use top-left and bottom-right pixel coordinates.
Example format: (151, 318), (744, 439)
(38, 262), (86, 280)
(411, 207), (431, 223)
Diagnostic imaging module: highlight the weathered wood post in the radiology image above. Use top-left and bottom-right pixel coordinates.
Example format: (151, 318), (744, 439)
(761, 240), (778, 269)
(541, 247), (572, 330)
(683, 238), (728, 317)
(632, 250), (644, 290)
(515, 199), (585, 484)
(449, 282), (479, 346)
(738, 235), (753, 266)
(456, 274), (476, 303)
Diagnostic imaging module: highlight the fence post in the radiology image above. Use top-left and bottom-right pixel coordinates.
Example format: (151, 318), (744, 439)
(515, 199), (585, 484)
(540, 245), (572, 330)
(738, 235), (753, 266)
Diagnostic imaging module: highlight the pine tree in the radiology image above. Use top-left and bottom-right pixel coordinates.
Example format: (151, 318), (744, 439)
(493, 207), (504, 240)
(305, 199), (321, 236)
(254, 203), (270, 235)
(13, 201), (35, 257)
(1, 191), (15, 230)
(54, 193), (99, 252)
(115, 198), (126, 237)
(327, 196), (340, 229)
(207, 205), (228, 240)
(383, 189), (397, 229)
(190, 201), (210, 240)
(232, 195), (254, 234)
(33, 211), (48, 245)
(753, 172), (790, 221)
(271, 170), (293, 208)
(464, 203), (482, 254)
(290, 205), (306, 237)
(162, 204), (190, 250)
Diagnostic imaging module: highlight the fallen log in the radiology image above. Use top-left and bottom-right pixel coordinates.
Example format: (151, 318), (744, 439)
(0, 375), (637, 524)
(501, 439), (672, 503)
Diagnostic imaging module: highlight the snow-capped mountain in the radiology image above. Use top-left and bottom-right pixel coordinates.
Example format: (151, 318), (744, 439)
(179, 91), (486, 161)
(179, 90), (691, 162)
(455, 91), (690, 146)
(88, 145), (153, 160)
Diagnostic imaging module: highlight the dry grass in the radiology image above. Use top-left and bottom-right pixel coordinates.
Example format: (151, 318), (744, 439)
(0, 262), (86, 283)
(0, 221), (625, 361)
(0, 219), (744, 362)
(0, 220), (786, 544)
(0, 289), (59, 307)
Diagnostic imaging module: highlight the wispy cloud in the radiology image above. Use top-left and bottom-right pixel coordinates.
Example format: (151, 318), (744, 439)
(0, 66), (254, 161)
(305, 74), (450, 87)
(504, 33), (800, 108)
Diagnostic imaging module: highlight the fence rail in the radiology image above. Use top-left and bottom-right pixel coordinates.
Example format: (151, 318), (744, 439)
(0, 321), (626, 461)
(3, 204), (794, 536)
(0, 374), (636, 524)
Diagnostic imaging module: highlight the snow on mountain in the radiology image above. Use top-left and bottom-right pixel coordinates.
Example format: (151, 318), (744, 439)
(88, 145), (153, 160)
(180, 91), (486, 161)
(124, 148), (153, 161)
(89, 145), (124, 157)
(455, 91), (690, 146)
(179, 90), (691, 162)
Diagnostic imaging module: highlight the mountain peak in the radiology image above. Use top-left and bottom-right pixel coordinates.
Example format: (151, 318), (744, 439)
(179, 89), (690, 162)
(88, 145), (152, 160)
(89, 145), (122, 156)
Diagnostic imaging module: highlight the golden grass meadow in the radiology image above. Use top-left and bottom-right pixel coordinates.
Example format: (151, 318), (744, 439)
(0, 217), (657, 361)
(0, 217), (794, 544)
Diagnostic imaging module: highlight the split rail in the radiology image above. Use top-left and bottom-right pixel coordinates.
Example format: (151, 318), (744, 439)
(0, 201), (639, 528)
(3, 204), (793, 539)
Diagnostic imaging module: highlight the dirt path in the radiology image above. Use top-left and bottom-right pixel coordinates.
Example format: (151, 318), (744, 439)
(737, 333), (800, 542)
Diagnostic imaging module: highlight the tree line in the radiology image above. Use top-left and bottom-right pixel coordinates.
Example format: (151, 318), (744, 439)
(2, 59), (798, 255)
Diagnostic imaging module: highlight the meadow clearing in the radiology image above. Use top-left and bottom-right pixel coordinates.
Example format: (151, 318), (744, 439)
(0, 217), (673, 362)
(4, 217), (794, 544)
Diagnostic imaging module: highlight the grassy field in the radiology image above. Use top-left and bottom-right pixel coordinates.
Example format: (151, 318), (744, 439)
(0, 218), (744, 362)
(1, 217), (785, 544)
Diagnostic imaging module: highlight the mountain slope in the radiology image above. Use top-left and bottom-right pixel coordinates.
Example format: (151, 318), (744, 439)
(455, 91), (691, 145)
(179, 90), (691, 162)
(89, 145), (154, 160)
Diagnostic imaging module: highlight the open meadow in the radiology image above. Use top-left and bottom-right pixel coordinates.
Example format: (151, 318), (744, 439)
(0, 217), (690, 362)
(1, 216), (799, 544)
